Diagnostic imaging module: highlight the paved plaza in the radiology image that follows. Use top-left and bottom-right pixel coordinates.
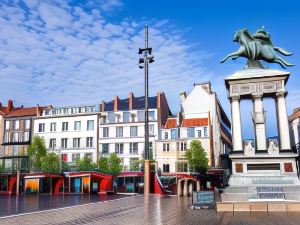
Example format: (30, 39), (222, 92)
(1, 195), (300, 225)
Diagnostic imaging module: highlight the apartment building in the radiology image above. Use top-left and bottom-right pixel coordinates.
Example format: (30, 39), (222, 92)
(0, 100), (14, 156)
(99, 92), (171, 171)
(33, 105), (99, 164)
(155, 82), (232, 173)
(2, 103), (47, 156)
(289, 107), (300, 148)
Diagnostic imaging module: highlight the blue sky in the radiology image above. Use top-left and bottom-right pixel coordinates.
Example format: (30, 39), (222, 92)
(0, 0), (299, 139)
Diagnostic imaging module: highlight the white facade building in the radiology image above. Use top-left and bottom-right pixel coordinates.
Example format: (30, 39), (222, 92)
(33, 105), (99, 164)
(289, 107), (300, 147)
(155, 82), (232, 173)
(99, 92), (171, 171)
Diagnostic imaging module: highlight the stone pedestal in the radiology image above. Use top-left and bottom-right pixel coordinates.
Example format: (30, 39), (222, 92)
(222, 68), (300, 203)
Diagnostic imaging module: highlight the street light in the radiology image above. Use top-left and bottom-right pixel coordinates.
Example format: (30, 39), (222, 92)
(138, 25), (154, 195)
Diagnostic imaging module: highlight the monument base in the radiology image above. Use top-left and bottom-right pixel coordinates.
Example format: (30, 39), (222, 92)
(221, 152), (300, 202)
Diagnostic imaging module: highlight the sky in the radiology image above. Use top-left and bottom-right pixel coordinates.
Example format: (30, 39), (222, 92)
(0, 0), (299, 139)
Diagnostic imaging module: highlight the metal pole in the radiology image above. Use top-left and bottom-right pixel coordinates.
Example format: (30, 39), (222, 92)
(144, 25), (150, 195)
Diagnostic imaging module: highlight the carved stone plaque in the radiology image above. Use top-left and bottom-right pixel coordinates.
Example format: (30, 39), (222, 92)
(230, 81), (282, 96)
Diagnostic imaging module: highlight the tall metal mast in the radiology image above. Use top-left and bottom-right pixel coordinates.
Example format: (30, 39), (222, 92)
(139, 25), (154, 194)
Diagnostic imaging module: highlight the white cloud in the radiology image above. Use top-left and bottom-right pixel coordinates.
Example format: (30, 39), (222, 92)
(0, 0), (214, 114)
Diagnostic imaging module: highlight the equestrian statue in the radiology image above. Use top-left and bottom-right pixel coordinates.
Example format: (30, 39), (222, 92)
(220, 27), (294, 68)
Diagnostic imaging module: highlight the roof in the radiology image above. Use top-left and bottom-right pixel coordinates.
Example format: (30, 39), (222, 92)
(165, 117), (177, 129)
(220, 123), (232, 147)
(103, 95), (157, 111)
(289, 107), (300, 122)
(181, 118), (208, 127)
(5, 106), (46, 118)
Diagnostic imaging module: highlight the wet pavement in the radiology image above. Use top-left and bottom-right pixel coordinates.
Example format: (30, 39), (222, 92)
(0, 194), (126, 217)
(0, 195), (300, 224)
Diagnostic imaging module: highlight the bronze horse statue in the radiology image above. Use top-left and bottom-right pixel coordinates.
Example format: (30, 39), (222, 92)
(221, 28), (294, 68)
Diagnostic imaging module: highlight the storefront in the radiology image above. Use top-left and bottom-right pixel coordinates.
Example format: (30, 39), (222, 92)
(24, 174), (64, 194)
(0, 174), (17, 195)
(66, 172), (113, 194)
(116, 172), (144, 194)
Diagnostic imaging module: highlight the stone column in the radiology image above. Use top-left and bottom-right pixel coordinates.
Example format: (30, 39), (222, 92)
(230, 95), (243, 151)
(196, 181), (201, 191)
(183, 179), (188, 196)
(252, 94), (267, 150)
(276, 91), (291, 150)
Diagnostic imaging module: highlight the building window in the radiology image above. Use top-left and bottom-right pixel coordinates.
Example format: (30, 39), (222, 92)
(204, 127), (208, 137)
(187, 127), (195, 138)
(100, 116), (107, 124)
(12, 132), (19, 142)
(87, 120), (94, 130)
(164, 132), (168, 139)
(116, 127), (123, 137)
(115, 143), (124, 154)
(130, 143), (138, 154)
(86, 137), (93, 147)
(61, 154), (68, 162)
(4, 132), (9, 143)
(85, 153), (92, 159)
(13, 120), (19, 130)
(73, 138), (80, 148)
(149, 124), (154, 134)
(130, 126), (138, 137)
(163, 143), (170, 152)
(171, 129), (177, 139)
(163, 164), (170, 173)
(102, 144), (109, 154)
(5, 121), (10, 130)
(177, 163), (188, 172)
(61, 138), (68, 149)
(103, 127), (109, 137)
(197, 130), (202, 137)
(180, 142), (187, 151)
(72, 153), (80, 163)
(38, 123), (45, 132)
(62, 122), (68, 131)
(25, 120), (30, 129)
(123, 112), (130, 123)
(137, 110), (145, 121)
(24, 131), (30, 142)
(13, 145), (18, 155)
(108, 112), (115, 123)
(131, 114), (136, 122)
(50, 122), (56, 132)
(49, 139), (56, 149)
(149, 111), (155, 120)
(74, 121), (81, 131)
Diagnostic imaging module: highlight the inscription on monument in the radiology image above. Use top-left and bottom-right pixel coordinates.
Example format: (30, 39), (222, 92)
(230, 81), (282, 96)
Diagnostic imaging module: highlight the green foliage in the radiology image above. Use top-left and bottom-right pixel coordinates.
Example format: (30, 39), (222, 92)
(61, 162), (71, 172)
(185, 140), (209, 174)
(27, 136), (47, 172)
(130, 159), (142, 171)
(41, 152), (60, 174)
(98, 157), (109, 174)
(108, 153), (122, 176)
(76, 156), (97, 171)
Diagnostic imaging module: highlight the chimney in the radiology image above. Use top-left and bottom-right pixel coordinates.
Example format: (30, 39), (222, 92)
(114, 96), (118, 112)
(129, 92), (134, 110)
(0, 102), (2, 109)
(7, 99), (13, 112)
(101, 101), (105, 112)
(36, 104), (41, 116)
(179, 92), (187, 102)
(157, 92), (161, 109)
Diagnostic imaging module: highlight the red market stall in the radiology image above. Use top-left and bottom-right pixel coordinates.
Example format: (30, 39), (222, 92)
(0, 174), (17, 195)
(24, 173), (64, 194)
(66, 172), (113, 194)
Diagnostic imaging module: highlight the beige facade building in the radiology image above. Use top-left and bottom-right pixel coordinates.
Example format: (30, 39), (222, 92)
(289, 107), (300, 148)
(155, 82), (232, 173)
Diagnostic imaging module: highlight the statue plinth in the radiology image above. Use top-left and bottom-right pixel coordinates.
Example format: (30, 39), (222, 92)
(221, 67), (300, 202)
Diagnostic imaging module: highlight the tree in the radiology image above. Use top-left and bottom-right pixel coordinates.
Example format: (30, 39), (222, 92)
(185, 140), (209, 174)
(108, 153), (122, 176)
(76, 156), (97, 171)
(98, 156), (109, 174)
(130, 159), (141, 171)
(27, 136), (47, 172)
(61, 162), (71, 172)
(41, 152), (60, 174)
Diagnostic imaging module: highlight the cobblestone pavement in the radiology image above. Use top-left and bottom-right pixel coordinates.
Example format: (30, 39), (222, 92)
(1, 195), (300, 225)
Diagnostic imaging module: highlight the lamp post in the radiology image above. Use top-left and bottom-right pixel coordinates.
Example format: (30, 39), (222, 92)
(139, 25), (154, 195)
